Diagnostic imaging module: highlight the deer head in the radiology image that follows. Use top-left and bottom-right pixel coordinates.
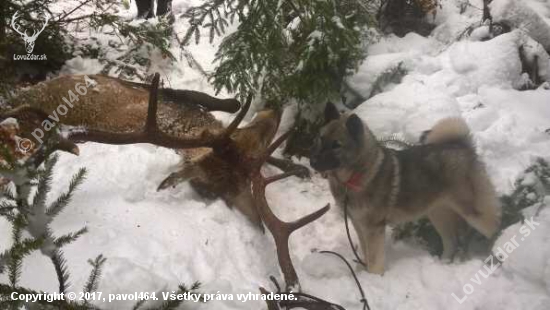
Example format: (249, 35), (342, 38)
(11, 11), (50, 54)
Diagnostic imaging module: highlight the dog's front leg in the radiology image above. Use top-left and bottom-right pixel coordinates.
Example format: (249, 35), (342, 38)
(364, 223), (386, 275)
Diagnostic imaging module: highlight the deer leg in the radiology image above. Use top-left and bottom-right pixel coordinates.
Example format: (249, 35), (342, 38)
(157, 165), (199, 191)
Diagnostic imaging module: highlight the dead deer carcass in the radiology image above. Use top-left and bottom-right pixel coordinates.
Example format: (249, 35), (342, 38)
(5, 74), (307, 229)
(4, 75), (342, 305)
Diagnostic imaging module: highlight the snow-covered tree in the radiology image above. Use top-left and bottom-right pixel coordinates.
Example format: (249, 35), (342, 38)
(180, 0), (375, 155)
(0, 118), (202, 310)
(0, 0), (176, 88)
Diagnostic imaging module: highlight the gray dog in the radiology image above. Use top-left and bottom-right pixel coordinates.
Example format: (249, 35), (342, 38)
(310, 103), (501, 274)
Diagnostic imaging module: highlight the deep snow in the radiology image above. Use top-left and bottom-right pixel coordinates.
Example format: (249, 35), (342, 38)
(1, 0), (550, 309)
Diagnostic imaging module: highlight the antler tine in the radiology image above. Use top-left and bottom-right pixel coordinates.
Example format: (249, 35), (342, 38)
(30, 13), (49, 39)
(265, 130), (292, 158)
(40, 14), (50, 31)
(1, 105), (80, 167)
(10, 12), (26, 37)
(145, 73), (160, 131)
(251, 131), (330, 291)
(28, 137), (80, 168)
(252, 173), (330, 291)
(223, 94), (252, 137)
(265, 169), (304, 185)
(252, 130), (293, 169)
(68, 73), (246, 150)
(288, 204), (330, 232)
(258, 287), (279, 310)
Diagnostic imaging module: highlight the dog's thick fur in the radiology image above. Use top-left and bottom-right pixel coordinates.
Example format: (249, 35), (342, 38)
(310, 103), (501, 274)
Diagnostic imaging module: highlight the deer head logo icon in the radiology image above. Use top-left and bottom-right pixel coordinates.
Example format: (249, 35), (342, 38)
(11, 11), (50, 54)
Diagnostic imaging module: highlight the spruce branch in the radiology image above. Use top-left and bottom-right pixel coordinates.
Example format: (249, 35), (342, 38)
(31, 154), (58, 211)
(0, 185), (16, 201)
(50, 249), (71, 294)
(47, 167), (87, 218)
(0, 200), (16, 222)
(83, 255), (107, 297)
(8, 216), (24, 287)
(0, 237), (43, 275)
(205, 0), (370, 105)
(54, 227), (89, 249)
(180, 0), (229, 46)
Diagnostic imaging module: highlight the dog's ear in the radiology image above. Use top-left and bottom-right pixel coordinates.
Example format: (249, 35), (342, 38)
(346, 114), (364, 142)
(324, 102), (340, 123)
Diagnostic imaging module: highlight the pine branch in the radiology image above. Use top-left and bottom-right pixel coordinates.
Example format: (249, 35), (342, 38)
(31, 155), (58, 210)
(180, 0), (229, 46)
(7, 251), (22, 288)
(47, 167), (87, 218)
(54, 227), (88, 248)
(0, 237), (42, 275)
(0, 200), (16, 222)
(83, 255), (107, 296)
(50, 250), (71, 294)
(8, 217), (24, 287)
(0, 185), (15, 201)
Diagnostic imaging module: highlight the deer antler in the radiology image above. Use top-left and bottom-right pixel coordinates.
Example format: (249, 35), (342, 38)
(10, 12), (27, 37)
(67, 73), (250, 150)
(248, 130), (330, 291)
(248, 132), (349, 309)
(0, 105), (80, 168)
(30, 14), (49, 39)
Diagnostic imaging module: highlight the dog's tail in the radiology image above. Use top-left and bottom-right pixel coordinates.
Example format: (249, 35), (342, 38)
(420, 118), (472, 146)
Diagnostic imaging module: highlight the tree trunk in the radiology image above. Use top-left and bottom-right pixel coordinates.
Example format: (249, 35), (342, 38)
(0, 0), (7, 43)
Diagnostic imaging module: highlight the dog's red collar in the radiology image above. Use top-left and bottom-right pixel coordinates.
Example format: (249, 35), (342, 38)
(345, 172), (364, 192)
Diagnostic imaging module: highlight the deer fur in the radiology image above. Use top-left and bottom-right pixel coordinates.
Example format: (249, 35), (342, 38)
(6, 75), (283, 229)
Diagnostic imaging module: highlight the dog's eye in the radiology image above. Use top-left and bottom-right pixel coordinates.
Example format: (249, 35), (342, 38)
(332, 141), (341, 149)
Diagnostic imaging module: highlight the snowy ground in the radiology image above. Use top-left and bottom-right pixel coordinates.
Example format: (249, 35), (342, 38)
(1, 0), (550, 309)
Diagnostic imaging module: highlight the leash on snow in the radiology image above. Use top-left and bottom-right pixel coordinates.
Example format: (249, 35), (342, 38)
(314, 189), (371, 310)
(344, 190), (368, 267)
(320, 250), (371, 310)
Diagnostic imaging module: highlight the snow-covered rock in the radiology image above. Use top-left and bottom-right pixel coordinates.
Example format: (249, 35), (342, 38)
(491, 0), (550, 51)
